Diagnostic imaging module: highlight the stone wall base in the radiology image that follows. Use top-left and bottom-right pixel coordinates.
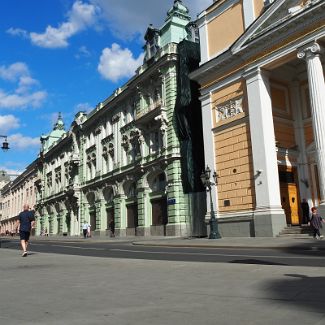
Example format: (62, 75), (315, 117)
(115, 228), (127, 237)
(253, 210), (287, 237)
(136, 227), (151, 237)
(93, 230), (107, 237)
(207, 209), (286, 237)
(216, 216), (254, 237)
(165, 223), (188, 237)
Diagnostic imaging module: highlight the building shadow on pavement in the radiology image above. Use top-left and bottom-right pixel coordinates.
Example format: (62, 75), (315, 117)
(264, 273), (325, 314)
(280, 243), (325, 258)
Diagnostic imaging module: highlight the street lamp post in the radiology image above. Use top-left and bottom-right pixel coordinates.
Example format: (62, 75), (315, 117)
(0, 135), (9, 151)
(200, 165), (221, 239)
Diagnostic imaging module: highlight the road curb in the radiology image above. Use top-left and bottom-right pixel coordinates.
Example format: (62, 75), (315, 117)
(132, 241), (325, 250)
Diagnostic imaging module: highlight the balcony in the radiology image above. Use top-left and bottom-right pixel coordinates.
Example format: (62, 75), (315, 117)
(136, 99), (164, 124)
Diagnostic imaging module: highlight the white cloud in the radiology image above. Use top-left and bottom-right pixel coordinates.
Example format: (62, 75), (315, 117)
(29, 1), (100, 48)
(8, 133), (40, 150)
(6, 27), (28, 39)
(0, 62), (47, 109)
(75, 102), (93, 113)
(0, 115), (20, 133)
(75, 46), (91, 59)
(90, 0), (212, 40)
(0, 62), (29, 82)
(0, 89), (47, 109)
(8, 1), (212, 47)
(0, 166), (22, 177)
(98, 43), (144, 82)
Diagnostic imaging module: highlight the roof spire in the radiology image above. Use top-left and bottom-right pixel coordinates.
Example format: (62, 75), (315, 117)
(53, 112), (65, 131)
(166, 0), (190, 22)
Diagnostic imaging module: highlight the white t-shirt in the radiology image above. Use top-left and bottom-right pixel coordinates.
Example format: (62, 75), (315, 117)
(82, 223), (89, 230)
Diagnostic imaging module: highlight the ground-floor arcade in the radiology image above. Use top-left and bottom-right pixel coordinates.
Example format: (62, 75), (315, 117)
(36, 162), (206, 238)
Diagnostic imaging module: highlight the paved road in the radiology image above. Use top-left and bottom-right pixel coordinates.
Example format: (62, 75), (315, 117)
(1, 239), (325, 325)
(2, 238), (325, 267)
(1, 245), (325, 325)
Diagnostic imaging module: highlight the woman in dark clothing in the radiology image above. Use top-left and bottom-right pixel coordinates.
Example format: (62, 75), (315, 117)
(310, 207), (324, 239)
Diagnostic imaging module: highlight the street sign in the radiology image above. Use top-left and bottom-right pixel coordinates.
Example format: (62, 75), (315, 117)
(167, 198), (176, 205)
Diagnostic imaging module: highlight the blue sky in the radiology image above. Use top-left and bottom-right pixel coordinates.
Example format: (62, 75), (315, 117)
(0, 0), (211, 175)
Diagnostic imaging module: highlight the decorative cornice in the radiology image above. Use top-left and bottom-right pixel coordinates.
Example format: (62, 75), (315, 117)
(199, 20), (325, 91)
(101, 133), (114, 145)
(85, 144), (96, 154)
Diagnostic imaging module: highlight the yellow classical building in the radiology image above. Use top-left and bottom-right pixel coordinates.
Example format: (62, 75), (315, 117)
(191, 0), (325, 236)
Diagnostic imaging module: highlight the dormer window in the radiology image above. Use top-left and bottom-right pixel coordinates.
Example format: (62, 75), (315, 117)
(144, 25), (160, 62)
(186, 22), (199, 43)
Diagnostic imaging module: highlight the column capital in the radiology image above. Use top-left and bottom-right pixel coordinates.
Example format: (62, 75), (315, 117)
(297, 42), (323, 60)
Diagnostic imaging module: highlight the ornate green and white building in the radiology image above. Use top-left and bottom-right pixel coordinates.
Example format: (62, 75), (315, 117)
(35, 0), (206, 237)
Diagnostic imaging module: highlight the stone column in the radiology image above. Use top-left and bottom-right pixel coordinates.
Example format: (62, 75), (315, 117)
(289, 80), (312, 203)
(297, 42), (325, 206)
(245, 68), (286, 236)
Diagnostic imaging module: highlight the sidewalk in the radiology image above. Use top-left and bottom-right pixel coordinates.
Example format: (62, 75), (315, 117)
(133, 236), (325, 250)
(2, 234), (325, 250)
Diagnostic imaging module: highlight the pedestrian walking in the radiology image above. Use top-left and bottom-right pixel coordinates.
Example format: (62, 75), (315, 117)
(16, 204), (35, 257)
(82, 221), (89, 239)
(87, 223), (91, 238)
(301, 198), (310, 224)
(310, 207), (324, 239)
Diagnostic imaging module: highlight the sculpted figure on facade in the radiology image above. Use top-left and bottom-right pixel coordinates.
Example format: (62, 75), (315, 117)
(130, 128), (144, 157)
(154, 112), (168, 150)
(112, 181), (123, 197)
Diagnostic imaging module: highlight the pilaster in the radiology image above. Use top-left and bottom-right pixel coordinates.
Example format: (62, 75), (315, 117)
(200, 93), (219, 221)
(136, 186), (151, 236)
(114, 194), (127, 237)
(92, 198), (106, 236)
(245, 68), (286, 236)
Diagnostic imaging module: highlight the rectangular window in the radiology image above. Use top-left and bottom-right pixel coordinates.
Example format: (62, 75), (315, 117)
(150, 131), (159, 154)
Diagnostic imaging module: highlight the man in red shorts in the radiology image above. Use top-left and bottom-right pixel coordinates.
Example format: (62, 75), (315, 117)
(16, 204), (35, 257)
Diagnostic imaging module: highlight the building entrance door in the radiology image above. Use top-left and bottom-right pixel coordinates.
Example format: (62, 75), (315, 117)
(90, 212), (96, 231)
(107, 208), (114, 226)
(151, 198), (168, 226)
(127, 203), (138, 234)
(279, 167), (300, 225)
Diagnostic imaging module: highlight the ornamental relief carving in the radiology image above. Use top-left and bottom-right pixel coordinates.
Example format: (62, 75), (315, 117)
(102, 146), (108, 159)
(121, 134), (129, 150)
(130, 128), (144, 144)
(111, 112), (121, 123)
(215, 97), (243, 122)
(101, 133), (114, 145)
(108, 142), (114, 157)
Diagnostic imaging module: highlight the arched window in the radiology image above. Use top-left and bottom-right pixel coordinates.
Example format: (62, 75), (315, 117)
(151, 173), (166, 192)
(127, 183), (137, 199)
